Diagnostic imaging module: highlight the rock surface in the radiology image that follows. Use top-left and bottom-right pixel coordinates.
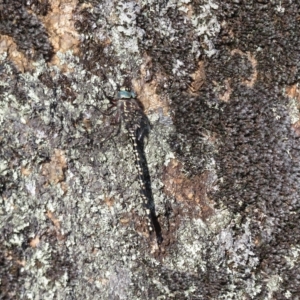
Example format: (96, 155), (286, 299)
(1, 0), (300, 299)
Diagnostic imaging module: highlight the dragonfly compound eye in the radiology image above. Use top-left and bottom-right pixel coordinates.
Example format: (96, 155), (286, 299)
(117, 90), (136, 99)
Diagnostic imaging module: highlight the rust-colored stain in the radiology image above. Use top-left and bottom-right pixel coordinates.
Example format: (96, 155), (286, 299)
(60, 181), (68, 194)
(154, 204), (182, 259)
(1, 0), (79, 73)
(176, 3), (194, 19)
(46, 210), (61, 230)
(41, 0), (79, 54)
(118, 212), (132, 228)
(21, 166), (32, 177)
(97, 277), (109, 286)
(188, 61), (206, 95)
(16, 259), (26, 267)
(46, 210), (66, 241)
(163, 159), (214, 219)
(119, 210), (160, 253)
(82, 118), (92, 132)
(109, 157), (216, 259)
(4, 250), (26, 267)
(41, 0), (79, 71)
(0, 35), (33, 72)
(292, 120), (300, 137)
(286, 84), (300, 102)
(152, 158), (215, 259)
(119, 217), (130, 225)
(78, 2), (93, 9)
(185, 4), (194, 19)
(286, 84), (300, 135)
(132, 55), (170, 115)
(119, 210), (158, 250)
(218, 49), (257, 102)
(219, 78), (232, 102)
(231, 49), (257, 88)
(41, 149), (67, 186)
(29, 235), (40, 248)
(131, 211), (151, 239)
(104, 196), (115, 207)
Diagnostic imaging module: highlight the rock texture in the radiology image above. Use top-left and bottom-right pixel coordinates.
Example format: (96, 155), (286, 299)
(1, 0), (300, 299)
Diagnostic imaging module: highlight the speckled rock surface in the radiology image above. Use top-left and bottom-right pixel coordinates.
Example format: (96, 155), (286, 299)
(1, 0), (300, 299)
